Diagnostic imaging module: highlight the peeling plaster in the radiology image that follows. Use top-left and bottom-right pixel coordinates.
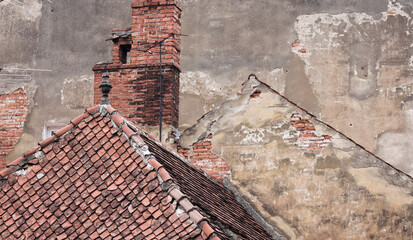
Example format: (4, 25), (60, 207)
(61, 75), (93, 109)
(1, 0), (42, 22)
(181, 71), (230, 101)
(181, 77), (413, 239)
(348, 167), (413, 206)
(292, 0), (413, 175)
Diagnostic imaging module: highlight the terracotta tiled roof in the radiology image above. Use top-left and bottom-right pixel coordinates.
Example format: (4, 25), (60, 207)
(0, 105), (280, 240)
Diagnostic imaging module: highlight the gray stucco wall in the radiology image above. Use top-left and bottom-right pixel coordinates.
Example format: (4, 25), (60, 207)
(0, 0), (412, 175)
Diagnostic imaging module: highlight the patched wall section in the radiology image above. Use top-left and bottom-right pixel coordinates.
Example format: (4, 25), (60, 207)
(180, 78), (413, 240)
(177, 134), (231, 182)
(292, 1), (413, 175)
(0, 88), (29, 169)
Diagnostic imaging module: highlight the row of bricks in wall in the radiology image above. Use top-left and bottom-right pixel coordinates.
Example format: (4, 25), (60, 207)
(132, 6), (180, 15)
(94, 82), (176, 88)
(103, 97), (178, 105)
(132, 20), (180, 28)
(0, 133), (24, 139)
(93, 94), (178, 105)
(93, 100), (178, 109)
(132, 30), (181, 40)
(133, 19), (180, 27)
(0, 143), (19, 149)
(127, 54), (178, 62)
(133, 12), (180, 22)
(128, 56), (180, 65)
(131, 25), (181, 34)
(0, 141), (22, 146)
(94, 90), (178, 98)
(130, 42), (180, 50)
(111, 44), (180, 57)
(193, 165), (230, 172)
(131, 23), (181, 32)
(0, 97), (28, 102)
(93, 89), (178, 98)
(94, 91), (178, 102)
(131, 28), (181, 39)
(0, 93), (27, 99)
(132, 0), (181, 5)
(0, 117), (27, 123)
(129, 45), (180, 55)
(103, 82), (177, 91)
(193, 162), (229, 169)
(112, 99), (178, 107)
(130, 59), (179, 66)
(94, 74), (178, 87)
(0, 114), (26, 119)
(0, 103), (28, 109)
(95, 66), (178, 74)
(93, 91), (178, 100)
(112, 43), (179, 53)
(94, 74), (178, 82)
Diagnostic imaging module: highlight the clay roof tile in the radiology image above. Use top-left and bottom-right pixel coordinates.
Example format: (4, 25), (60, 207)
(38, 135), (57, 148)
(23, 146), (41, 158)
(0, 104), (279, 240)
(9, 156), (25, 167)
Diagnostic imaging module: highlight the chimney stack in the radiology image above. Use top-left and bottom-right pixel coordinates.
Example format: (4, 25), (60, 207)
(93, 0), (182, 130)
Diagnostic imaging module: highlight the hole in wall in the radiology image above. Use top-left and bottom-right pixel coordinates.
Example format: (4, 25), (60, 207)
(120, 44), (131, 64)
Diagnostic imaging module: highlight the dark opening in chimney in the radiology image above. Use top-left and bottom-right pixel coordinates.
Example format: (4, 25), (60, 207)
(120, 44), (131, 64)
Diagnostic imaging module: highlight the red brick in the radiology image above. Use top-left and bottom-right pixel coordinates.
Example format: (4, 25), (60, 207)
(0, 88), (29, 169)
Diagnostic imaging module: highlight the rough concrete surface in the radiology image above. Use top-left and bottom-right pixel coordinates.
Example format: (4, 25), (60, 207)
(180, 77), (413, 240)
(0, 0), (133, 163)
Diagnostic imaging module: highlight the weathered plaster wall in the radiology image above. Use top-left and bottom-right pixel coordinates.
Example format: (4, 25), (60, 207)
(1, 0), (412, 175)
(180, 77), (413, 240)
(0, 0), (132, 163)
(291, 1), (413, 175)
(179, 0), (413, 175)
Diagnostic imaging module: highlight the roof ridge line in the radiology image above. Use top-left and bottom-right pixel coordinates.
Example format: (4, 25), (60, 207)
(0, 105), (101, 179)
(102, 104), (223, 240)
(245, 77), (413, 180)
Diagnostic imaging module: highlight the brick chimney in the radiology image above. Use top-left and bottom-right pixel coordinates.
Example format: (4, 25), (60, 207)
(93, 0), (182, 129)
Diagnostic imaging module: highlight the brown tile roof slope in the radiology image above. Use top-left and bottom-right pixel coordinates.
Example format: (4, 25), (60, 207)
(0, 105), (279, 240)
(138, 134), (276, 240)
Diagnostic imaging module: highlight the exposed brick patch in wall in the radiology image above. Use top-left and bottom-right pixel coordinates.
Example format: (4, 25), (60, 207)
(284, 113), (332, 150)
(0, 88), (29, 169)
(177, 135), (231, 182)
